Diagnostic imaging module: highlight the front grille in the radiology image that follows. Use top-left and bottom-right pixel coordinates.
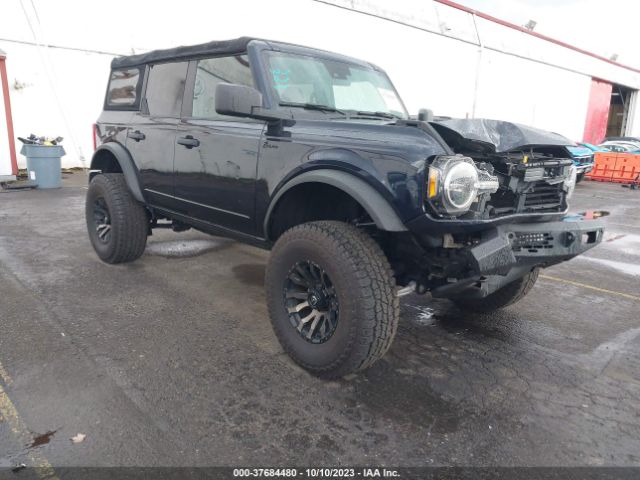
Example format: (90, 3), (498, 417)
(487, 181), (565, 216)
(574, 154), (594, 164)
(521, 183), (564, 211)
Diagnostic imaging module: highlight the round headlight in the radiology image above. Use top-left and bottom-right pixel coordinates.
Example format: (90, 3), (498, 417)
(443, 161), (479, 211)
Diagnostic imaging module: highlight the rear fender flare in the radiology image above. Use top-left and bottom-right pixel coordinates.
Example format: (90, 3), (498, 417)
(90, 143), (144, 203)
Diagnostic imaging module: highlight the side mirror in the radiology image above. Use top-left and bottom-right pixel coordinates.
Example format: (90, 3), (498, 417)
(215, 83), (279, 121)
(418, 108), (434, 122)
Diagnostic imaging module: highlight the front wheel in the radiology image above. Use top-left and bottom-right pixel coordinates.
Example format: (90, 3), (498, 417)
(576, 172), (586, 183)
(452, 268), (539, 313)
(265, 221), (399, 379)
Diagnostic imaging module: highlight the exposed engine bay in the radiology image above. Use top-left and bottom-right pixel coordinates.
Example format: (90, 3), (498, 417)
(457, 149), (573, 219)
(428, 118), (577, 220)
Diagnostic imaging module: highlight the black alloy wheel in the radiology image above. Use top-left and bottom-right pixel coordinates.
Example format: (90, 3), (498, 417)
(284, 260), (339, 344)
(92, 197), (112, 244)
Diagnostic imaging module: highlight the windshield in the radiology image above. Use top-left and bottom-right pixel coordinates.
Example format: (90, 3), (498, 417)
(264, 51), (408, 119)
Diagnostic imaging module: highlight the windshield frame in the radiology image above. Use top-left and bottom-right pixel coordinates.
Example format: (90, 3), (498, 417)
(258, 48), (409, 120)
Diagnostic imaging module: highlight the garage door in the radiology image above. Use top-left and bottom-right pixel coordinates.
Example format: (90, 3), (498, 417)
(583, 78), (612, 144)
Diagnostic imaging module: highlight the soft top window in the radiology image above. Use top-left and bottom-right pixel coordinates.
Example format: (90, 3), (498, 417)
(105, 68), (143, 110)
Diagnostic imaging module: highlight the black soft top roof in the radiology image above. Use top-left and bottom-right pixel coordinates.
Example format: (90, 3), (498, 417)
(111, 36), (255, 69)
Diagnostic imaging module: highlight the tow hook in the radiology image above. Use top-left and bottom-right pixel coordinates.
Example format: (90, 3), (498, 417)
(563, 231), (576, 247)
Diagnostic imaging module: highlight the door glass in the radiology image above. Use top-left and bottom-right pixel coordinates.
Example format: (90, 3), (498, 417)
(192, 55), (253, 119)
(145, 62), (189, 116)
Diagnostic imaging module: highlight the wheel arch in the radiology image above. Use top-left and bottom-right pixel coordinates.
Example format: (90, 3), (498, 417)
(90, 143), (145, 203)
(264, 169), (407, 241)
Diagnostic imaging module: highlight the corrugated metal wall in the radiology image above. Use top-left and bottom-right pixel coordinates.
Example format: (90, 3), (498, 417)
(1, 0), (639, 167)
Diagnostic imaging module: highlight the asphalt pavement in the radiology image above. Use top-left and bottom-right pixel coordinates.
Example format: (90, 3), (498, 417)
(0, 173), (639, 469)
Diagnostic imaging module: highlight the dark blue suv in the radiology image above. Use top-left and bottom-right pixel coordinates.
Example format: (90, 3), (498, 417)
(87, 38), (604, 378)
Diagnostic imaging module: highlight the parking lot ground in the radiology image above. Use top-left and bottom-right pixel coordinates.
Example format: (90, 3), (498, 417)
(0, 173), (639, 468)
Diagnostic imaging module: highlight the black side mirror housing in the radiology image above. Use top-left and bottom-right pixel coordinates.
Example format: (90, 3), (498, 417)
(215, 83), (281, 122)
(418, 108), (434, 122)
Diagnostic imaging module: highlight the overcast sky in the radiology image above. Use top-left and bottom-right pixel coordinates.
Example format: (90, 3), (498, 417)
(453, 0), (640, 68)
(3, 0), (639, 69)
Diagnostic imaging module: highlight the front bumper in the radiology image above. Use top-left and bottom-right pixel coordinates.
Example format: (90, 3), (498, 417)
(431, 214), (604, 298)
(469, 215), (604, 276)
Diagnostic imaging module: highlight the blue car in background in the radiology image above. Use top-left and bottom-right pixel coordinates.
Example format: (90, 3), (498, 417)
(566, 144), (598, 182)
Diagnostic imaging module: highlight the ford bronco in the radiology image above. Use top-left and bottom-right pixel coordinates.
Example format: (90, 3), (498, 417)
(87, 37), (604, 378)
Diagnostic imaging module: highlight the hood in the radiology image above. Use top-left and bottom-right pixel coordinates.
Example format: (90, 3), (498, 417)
(429, 118), (575, 154)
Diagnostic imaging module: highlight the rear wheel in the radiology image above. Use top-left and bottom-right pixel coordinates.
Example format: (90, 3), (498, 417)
(86, 173), (148, 264)
(266, 221), (399, 379)
(452, 268), (539, 313)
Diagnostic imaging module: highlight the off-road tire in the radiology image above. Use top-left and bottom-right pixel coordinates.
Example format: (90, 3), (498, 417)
(86, 173), (148, 264)
(266, 221), (399, 379)
(453, 268), (539, 313)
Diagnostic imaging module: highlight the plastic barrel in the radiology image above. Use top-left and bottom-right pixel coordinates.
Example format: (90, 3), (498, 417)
(19, 144), (65, 189)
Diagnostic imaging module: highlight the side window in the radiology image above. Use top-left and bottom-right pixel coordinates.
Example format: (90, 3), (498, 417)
(192, 55), (253, 119)
(145, 62), (189, 117)
(105, 68), (143, 109)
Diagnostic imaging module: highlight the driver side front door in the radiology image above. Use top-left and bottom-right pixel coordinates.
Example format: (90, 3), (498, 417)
(173, 55), (264, 235)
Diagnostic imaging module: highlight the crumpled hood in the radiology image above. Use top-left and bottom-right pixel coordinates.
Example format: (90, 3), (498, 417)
(429, 118), (575, 154)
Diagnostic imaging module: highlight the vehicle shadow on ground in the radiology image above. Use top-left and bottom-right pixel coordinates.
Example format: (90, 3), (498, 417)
(231, 263), (266, 287)
(348, 296), (530, 434)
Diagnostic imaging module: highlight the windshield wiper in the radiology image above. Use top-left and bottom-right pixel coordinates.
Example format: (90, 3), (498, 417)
(353, 110), (401, 120)
(279, 102), (347, 116)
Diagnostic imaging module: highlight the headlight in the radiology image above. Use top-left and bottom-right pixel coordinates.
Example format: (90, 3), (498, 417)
(563, 164), (577, 199)
(427, 155), (499, 216)
(444, 161), (478, 211)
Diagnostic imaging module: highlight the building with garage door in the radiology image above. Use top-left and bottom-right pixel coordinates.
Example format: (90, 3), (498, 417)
(0, 0), (639, 167)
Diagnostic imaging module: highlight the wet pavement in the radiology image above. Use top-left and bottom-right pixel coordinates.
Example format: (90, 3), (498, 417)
(0, 173), (638, 467)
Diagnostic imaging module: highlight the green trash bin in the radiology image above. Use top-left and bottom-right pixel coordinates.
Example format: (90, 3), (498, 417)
(20, 144), (66, 189)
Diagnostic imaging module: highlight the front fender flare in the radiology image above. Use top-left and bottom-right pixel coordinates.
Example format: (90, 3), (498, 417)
(264, 169), (407, 237)
(90, 143), (144, 203)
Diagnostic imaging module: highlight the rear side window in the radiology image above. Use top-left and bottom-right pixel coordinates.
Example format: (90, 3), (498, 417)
(105, 68), (143, 109)
(145, 62), (189, 117)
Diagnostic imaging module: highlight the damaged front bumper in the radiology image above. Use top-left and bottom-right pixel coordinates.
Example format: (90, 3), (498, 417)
(431, 213), (604, 299)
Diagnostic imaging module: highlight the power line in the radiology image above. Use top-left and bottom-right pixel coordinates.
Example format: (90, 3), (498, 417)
(0, 37), (126, 57)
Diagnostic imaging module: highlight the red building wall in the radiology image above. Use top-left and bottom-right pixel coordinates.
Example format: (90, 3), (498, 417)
(583, 78), (612, 144)
(1, 52), (18, 176)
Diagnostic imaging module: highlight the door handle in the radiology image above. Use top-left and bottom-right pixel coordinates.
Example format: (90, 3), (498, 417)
(177, 135), (200, 149)
(127, 130), (145, 142)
